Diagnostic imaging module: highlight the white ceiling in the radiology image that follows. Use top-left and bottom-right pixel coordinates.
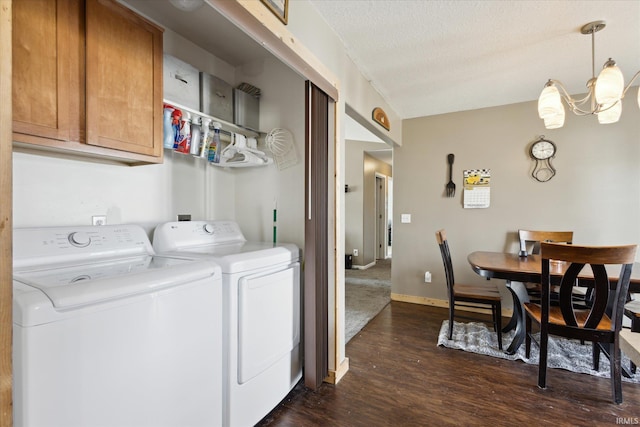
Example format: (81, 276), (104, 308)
(308, 0), (640, 120)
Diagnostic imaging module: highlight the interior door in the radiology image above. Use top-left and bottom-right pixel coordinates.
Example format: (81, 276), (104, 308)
(304, 81), (330, 390)
(376, 175), (386, 260)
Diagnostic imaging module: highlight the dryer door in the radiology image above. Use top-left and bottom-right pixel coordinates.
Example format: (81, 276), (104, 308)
(237, 262), (300, 384)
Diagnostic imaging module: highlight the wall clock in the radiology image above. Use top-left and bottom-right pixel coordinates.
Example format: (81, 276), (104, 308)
(530, 136), (556, 182)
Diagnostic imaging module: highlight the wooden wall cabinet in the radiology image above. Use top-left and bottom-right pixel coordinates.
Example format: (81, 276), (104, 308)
(12, 0), (163, 165)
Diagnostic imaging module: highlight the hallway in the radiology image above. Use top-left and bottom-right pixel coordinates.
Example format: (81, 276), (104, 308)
(345, 259), (391, 342)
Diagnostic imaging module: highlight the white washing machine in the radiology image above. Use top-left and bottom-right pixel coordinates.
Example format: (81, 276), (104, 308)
(13, 224), (223, 427)
(153, 220), (302, 427)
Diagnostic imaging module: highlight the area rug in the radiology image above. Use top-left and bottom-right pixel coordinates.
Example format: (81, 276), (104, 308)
(345, 278), (390, 343)
(437, 320), (640, 383)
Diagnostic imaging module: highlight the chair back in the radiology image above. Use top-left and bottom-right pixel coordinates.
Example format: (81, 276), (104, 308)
(435, 229), (455, 304)
(540, 242), (637, 336)
(519, 230), (573, 257)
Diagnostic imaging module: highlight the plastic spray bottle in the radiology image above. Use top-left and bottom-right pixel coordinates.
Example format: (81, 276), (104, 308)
(207, 122), (222, 163)
(199, 118), (212, 158)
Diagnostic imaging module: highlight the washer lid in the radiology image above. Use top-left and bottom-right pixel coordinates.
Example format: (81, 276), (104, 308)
(13, 255), (219, 310)
(173, 241), (299, 273)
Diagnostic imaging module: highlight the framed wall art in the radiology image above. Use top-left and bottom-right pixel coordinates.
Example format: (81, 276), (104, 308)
(261, 0), (289, 25)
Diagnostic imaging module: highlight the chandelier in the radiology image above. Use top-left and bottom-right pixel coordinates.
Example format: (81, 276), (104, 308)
(538, 21), (640, 129)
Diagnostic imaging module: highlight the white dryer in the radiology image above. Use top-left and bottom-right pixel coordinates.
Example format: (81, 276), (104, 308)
(153, 220), (302, 427)
(13, 224), (223, 427)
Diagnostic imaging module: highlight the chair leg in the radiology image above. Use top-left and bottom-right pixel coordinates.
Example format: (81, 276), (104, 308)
(538, 328), (548, 389)
(448, 304), (454, 340)
(525, 315), (531, 358)
(611, 343), (623, 404)
(593, 342), (601, 371)
(495, 301), (502, 350)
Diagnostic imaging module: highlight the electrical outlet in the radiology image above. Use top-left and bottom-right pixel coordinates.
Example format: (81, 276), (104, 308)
(92, 215), (107, 226)
(353, 249), (359, 257)
(424, 271), (432, 283)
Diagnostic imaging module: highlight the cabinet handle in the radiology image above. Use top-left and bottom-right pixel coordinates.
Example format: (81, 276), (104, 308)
(174, 74), (188, 84)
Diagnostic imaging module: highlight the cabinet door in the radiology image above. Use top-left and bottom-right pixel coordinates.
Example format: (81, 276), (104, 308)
(85, 0), (163, 158)
(12, 0), (76, 142)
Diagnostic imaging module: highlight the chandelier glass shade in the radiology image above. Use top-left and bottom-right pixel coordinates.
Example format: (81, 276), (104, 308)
(537, 21), (640, 129)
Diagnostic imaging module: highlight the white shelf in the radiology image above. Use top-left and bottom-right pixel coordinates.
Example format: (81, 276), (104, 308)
(167, 149), (272, 168)
(163, 99), (261, 139)
(164, 99), (272, 168)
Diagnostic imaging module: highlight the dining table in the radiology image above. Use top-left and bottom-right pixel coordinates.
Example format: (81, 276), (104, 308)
(467, 251), (640, 355)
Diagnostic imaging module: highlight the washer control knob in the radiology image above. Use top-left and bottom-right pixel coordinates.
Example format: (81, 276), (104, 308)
(203, 224), (214, 234)
(68, 232), (91, 248)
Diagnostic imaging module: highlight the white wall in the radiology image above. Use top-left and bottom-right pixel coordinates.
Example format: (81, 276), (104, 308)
(232, 57), (306, 248)
(392, 96), (640, 310)
(287, 1), (401, 145)
(13, 151), (170, 229)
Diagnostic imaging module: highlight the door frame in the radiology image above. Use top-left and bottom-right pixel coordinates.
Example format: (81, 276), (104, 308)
(0, 1), (12, 424)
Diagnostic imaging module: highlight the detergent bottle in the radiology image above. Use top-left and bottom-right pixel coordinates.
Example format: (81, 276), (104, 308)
(175, 112), (192, 154)
(171, 108), (182, 150)
(190, 117), (202, 156)
(163, 105), (175, 149)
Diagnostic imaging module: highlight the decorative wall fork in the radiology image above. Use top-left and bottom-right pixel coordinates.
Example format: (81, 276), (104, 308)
(446, 153), (456, 197)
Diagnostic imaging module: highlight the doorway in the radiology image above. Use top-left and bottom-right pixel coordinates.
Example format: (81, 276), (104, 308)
(344, 106), (394, 342)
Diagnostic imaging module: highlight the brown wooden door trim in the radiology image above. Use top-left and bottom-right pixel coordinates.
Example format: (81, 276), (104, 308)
(0, 1), (12, 424)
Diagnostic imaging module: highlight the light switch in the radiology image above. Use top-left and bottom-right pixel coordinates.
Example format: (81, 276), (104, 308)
(401, 214), (411, 223)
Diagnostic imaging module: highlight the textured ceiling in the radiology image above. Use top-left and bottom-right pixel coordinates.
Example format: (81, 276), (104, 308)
(309, 0), (640, 120)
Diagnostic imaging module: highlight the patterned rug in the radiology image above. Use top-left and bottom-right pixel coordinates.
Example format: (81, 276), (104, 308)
(437, 320), (640, 383)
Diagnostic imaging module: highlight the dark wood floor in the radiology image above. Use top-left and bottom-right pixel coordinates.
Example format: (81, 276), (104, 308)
(258, 302), (640, 426)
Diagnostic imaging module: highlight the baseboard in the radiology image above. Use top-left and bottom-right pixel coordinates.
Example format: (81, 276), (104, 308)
(324, 357), (349, 384)
(350, 261), (376, 270)
(390, 293), (513, 318)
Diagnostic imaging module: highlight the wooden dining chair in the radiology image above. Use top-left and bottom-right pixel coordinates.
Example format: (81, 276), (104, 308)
(518, 230), (592, 306)
(518, 230), (573, 258)
(435, 229), (503, 350)
(524, 242), (637, 404)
